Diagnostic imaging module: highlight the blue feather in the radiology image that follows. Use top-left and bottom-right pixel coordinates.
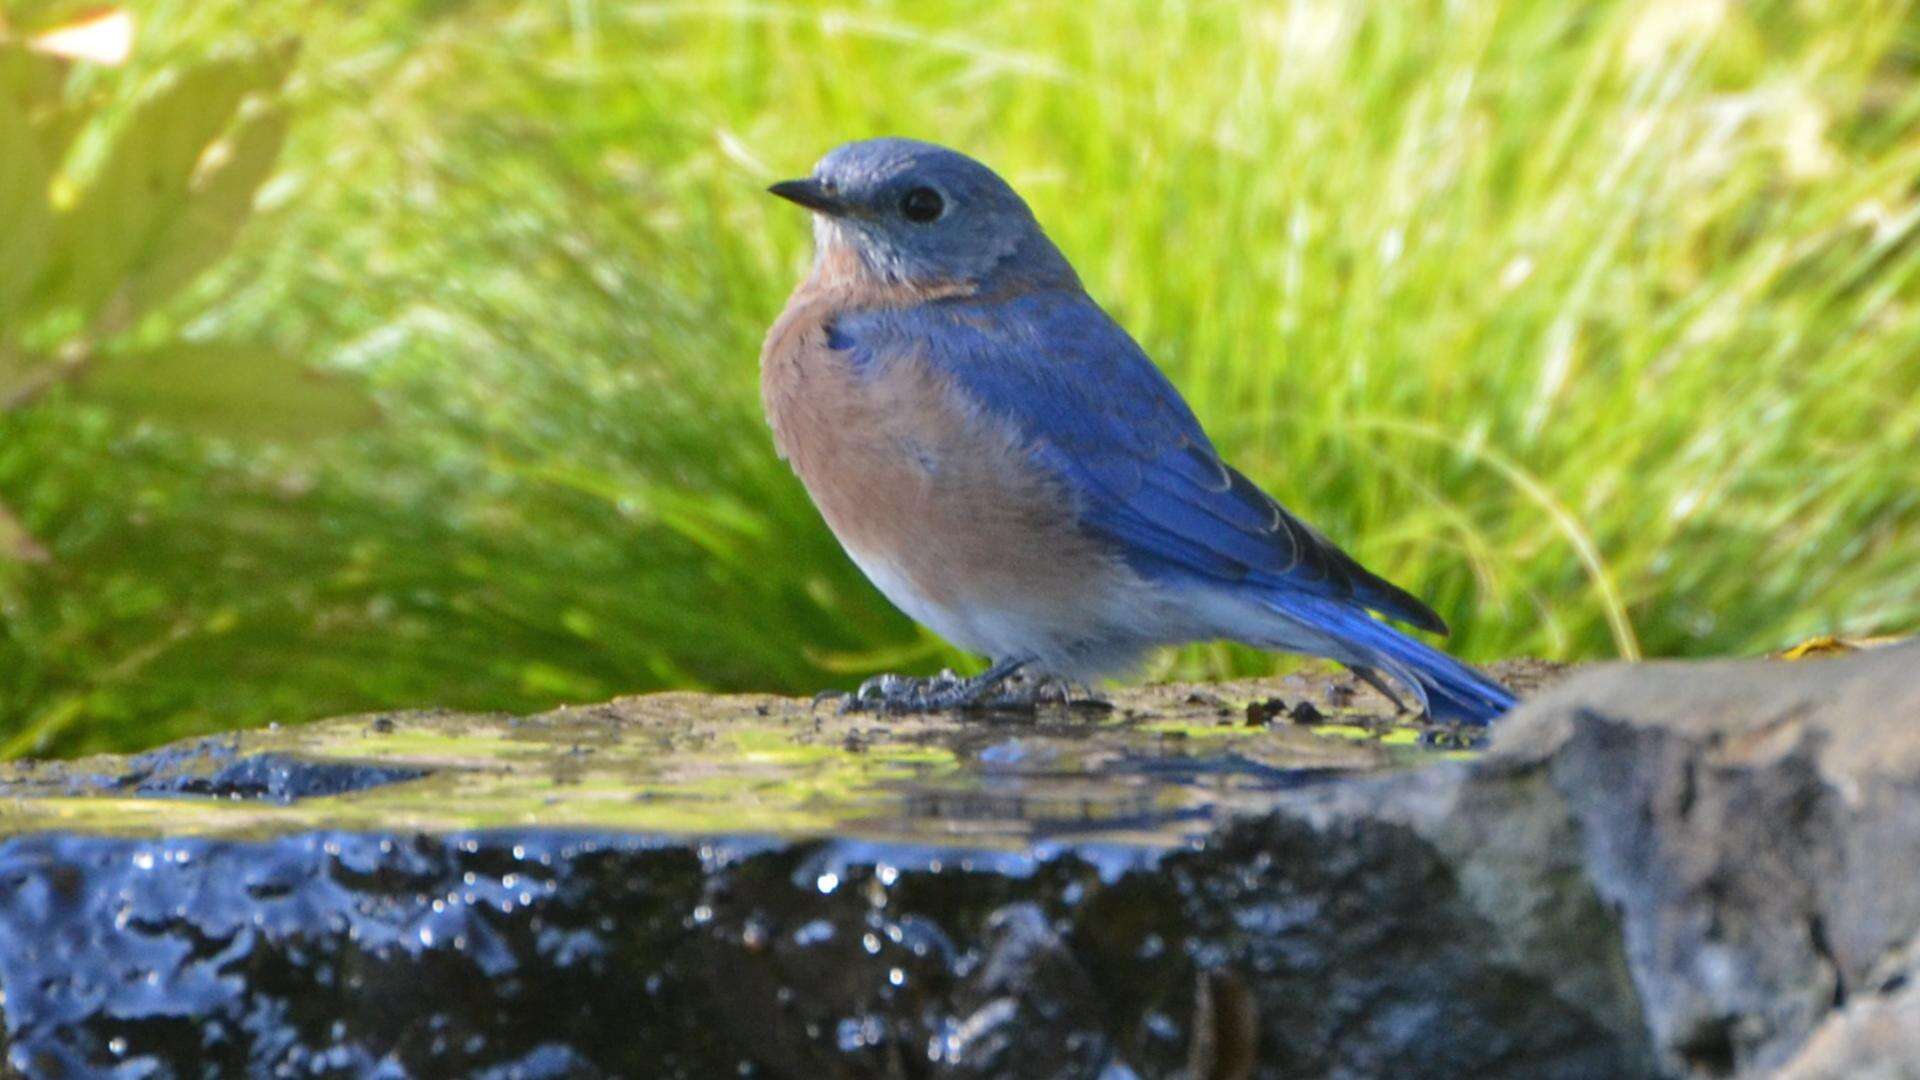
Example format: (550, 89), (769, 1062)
(833, 286), (1508, 721)
(838, 291), (1438, 611)
(1259, 593), (1515, 724)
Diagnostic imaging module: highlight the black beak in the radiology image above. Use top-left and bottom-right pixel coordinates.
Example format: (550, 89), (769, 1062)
(767, 178), (846, 216)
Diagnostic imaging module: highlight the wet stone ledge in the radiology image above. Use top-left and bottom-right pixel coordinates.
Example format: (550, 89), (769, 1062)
(1, 649), (1916, 1079)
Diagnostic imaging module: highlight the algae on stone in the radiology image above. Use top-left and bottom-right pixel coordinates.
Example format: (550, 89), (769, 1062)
(0, 666), (1508, 845)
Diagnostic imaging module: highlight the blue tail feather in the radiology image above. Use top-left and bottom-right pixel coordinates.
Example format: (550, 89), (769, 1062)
(1264, 596), (1516, 725)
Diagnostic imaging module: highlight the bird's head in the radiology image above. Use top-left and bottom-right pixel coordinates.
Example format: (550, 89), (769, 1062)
(768, 138), (1076, 293)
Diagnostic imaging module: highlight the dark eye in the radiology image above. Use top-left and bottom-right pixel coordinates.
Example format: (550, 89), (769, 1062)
(900, 186), (944, 223)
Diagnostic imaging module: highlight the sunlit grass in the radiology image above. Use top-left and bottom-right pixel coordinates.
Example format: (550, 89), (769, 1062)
(3, 0), (1918, 754)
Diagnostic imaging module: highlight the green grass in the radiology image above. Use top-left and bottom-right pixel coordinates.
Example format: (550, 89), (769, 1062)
(3, 0), (1919, 755)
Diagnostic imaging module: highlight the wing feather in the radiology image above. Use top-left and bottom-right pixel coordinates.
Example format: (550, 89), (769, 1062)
(833, 289), (1448, 634)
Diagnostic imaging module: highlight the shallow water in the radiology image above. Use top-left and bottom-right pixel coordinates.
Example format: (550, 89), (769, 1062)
(0, 668), (1500, 846)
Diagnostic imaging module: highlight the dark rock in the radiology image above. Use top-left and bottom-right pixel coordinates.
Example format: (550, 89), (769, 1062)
(135, 751), (428, 802)
(1297, 641), (1920, 1077)
(0, 823), (1631, 1078)
(1243, 698), (1286, 726)
(0, 647), (1915, 1077)
(0, 737), (428, 803)
(1776, 948), (1920, 1079)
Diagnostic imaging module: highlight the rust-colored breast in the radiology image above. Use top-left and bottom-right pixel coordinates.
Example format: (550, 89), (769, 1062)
(759, 284), (1118, 631)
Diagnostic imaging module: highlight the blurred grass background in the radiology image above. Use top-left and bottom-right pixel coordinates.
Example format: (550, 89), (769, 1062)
(2, 0), (1917, 756)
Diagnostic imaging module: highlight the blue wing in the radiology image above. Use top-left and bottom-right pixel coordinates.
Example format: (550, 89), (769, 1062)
(832, 287), (1448, 634)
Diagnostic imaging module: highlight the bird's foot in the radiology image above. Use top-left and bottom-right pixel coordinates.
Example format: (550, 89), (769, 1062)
(822, 657), (1111, 715)
(980, 672), (1113, 713)
(827, 671), (1113, 715)
(833, 670), (975, 713)
(828, 656), (1032, 715)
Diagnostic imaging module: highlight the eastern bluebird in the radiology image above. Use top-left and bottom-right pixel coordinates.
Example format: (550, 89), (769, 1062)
(763, 138), (1514, 724)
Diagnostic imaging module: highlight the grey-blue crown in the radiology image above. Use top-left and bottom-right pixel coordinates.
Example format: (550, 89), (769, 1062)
(815, 139), (1019, 205)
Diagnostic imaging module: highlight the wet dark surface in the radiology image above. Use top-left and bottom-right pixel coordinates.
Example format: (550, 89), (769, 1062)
(0, 663), (1604, 1078)
(0, 663), (1569, 845)
(0, 821), (1631, 1079)
(2, 738), (429, 805)
(4, 651), (1914, 1076)
(126, 744), (430, 803)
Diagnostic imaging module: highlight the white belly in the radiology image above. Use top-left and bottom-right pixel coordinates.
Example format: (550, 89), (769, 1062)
(841, 542), (1193, 681)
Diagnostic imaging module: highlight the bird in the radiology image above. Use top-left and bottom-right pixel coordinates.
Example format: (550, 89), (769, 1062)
(761, 138), (1514, 725)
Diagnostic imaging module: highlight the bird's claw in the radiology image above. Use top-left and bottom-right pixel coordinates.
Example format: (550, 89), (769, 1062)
(832, 668), (992, 714)
(819, 659), (1110, 716)
(1003, 674), (1111, 712)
